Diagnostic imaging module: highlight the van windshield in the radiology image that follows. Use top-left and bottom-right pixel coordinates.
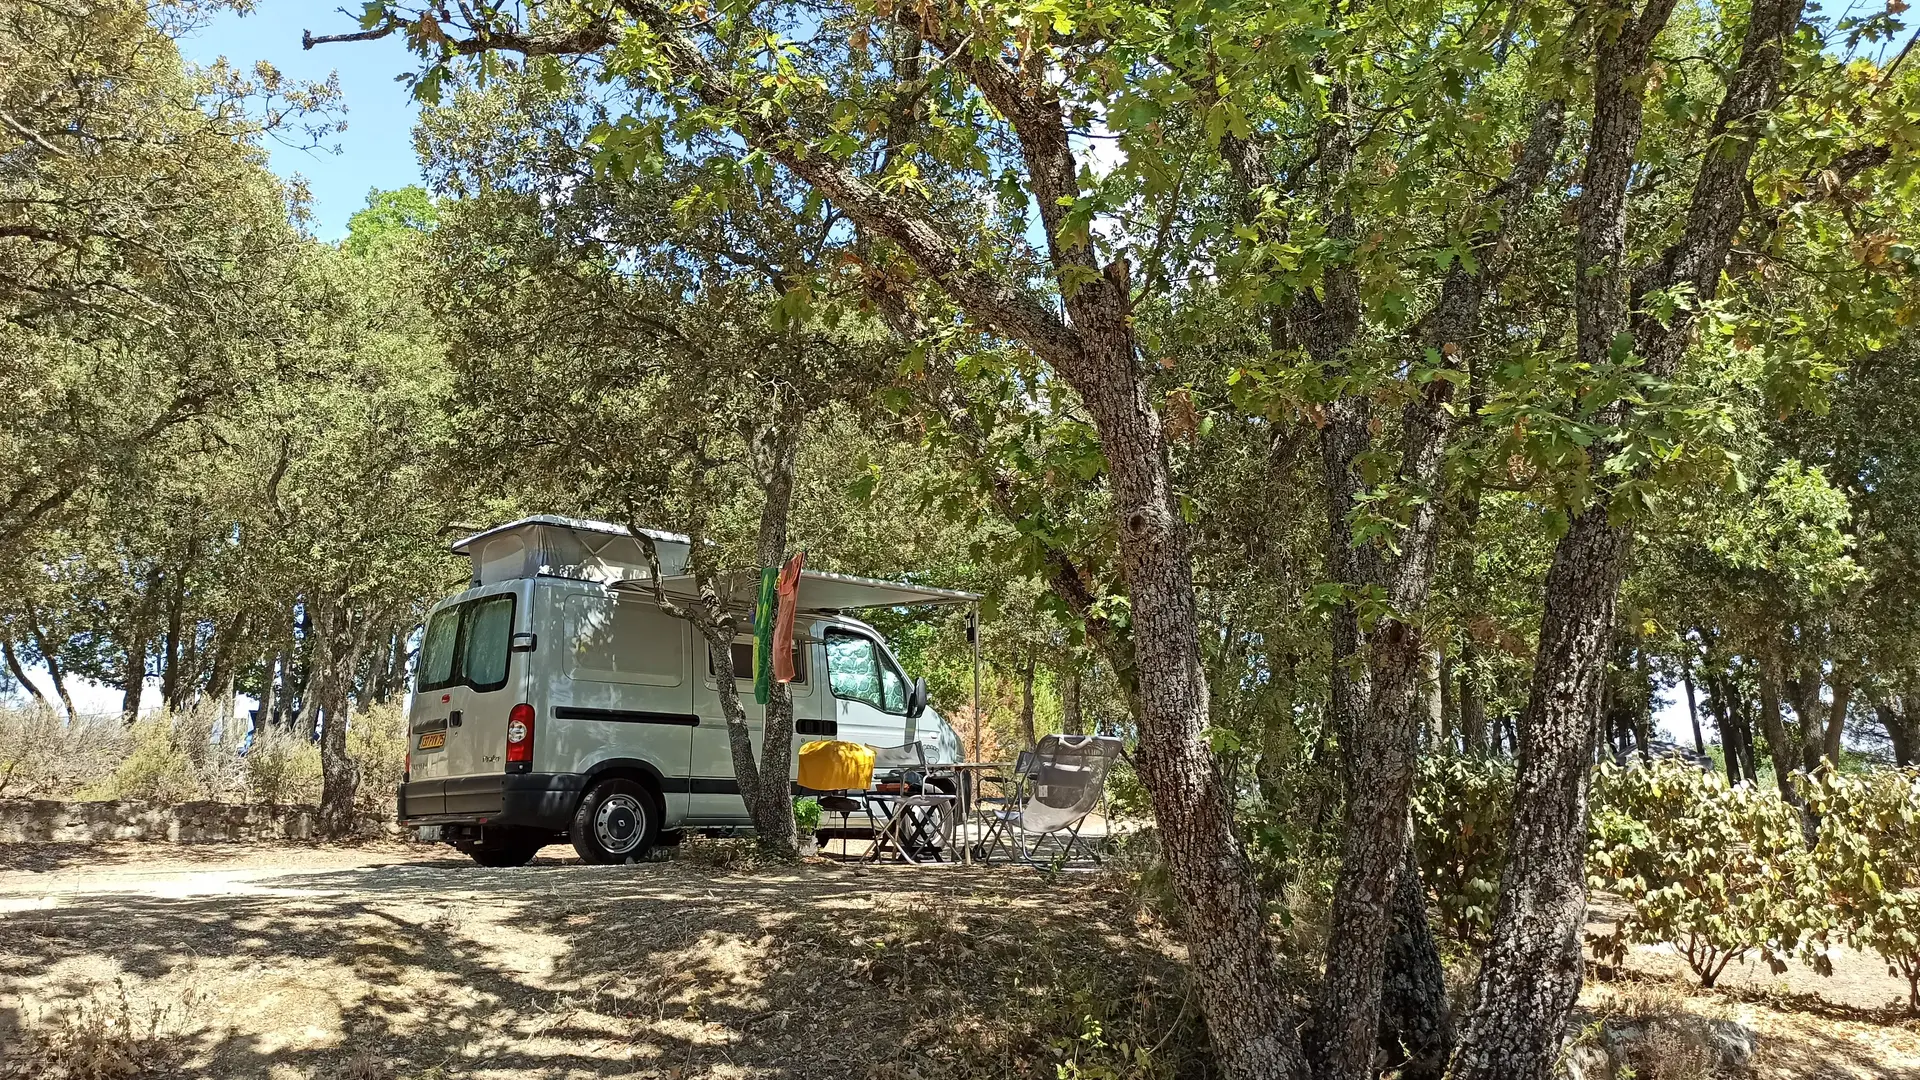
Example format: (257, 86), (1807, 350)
(417, 595), (516, 693)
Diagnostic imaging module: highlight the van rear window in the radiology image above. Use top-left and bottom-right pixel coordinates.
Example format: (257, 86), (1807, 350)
(417, 595), (516, 693)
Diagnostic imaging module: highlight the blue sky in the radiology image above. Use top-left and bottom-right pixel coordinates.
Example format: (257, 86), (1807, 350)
(184, 2), (425, 241)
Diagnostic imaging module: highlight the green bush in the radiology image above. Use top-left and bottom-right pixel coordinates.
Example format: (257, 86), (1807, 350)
(346, 703), (407, 819)
(78, 718), (204, 806)
(1803, 767), (1920, 1013)
(242, 726), (323, 807)
(1411, 754), (1514, 946)
(793, 796), (822, 833)
(1586, 759), (1820, 988)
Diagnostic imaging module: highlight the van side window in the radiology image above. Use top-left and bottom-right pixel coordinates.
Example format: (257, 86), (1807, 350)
(419, 608), (460, 691)
(826, 630), (906, 715)
(709, 640), (807, 685)
(881, 664), (908, 714)
(463, 596), (515, 692)
(825, 631), (883, 709)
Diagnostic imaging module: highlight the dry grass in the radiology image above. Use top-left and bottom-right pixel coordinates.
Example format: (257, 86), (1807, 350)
(0, 704), (405, 822)
(11, 979), (201, 1080)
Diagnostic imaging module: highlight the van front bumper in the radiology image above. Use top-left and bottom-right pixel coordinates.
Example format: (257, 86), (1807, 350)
(397, 773), (581, 834)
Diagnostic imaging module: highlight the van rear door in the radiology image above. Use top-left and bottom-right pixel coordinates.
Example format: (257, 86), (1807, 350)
(407, 588), (523, 817)
(441, 592), (519, 812)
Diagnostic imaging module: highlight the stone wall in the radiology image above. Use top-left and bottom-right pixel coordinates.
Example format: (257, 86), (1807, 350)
(0, 798), (323, 843)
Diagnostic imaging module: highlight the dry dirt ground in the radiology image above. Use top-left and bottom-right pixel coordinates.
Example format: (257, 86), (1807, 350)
(0, 840), (1916, 1079)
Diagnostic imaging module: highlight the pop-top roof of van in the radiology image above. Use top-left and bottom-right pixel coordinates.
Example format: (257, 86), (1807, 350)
(449, 515), (689, 555)
(624, 568), (981, 612)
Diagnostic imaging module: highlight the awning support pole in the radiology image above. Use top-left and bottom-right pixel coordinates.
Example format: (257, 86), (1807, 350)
(970, 603), (983, 763)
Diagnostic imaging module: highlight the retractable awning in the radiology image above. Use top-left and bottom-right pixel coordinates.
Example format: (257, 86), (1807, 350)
(616, 568), (981, 613)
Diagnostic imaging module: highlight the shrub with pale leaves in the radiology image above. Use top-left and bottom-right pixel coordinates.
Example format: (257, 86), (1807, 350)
(1586, 759), (1820, 988)
(1803, 766), (1920, 1014)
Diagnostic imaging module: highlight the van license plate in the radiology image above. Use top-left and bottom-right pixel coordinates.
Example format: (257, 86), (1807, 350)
(418, 732), (446, 750)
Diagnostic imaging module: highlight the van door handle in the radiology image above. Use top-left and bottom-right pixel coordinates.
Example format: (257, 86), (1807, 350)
(449, 710), (463, 728)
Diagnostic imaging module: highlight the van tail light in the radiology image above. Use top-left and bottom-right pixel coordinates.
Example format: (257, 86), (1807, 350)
(505, 703), (535, 770)
(404, 747), (412, 783)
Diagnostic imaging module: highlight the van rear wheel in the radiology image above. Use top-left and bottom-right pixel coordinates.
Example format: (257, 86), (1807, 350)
(571, 778), (657, 864)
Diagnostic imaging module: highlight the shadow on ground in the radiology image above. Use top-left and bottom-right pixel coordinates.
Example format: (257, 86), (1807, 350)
(0, 846), (1207, 1080)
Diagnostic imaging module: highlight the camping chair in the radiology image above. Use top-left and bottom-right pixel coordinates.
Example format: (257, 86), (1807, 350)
(863, 742), (954, 863)
(975, 734), (1124, 867)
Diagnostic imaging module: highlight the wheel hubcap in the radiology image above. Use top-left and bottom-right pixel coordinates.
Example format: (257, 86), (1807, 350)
(596, 794), (644, 854)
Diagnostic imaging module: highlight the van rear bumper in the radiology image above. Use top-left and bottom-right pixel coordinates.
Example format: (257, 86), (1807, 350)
(397, 773), (581, 834)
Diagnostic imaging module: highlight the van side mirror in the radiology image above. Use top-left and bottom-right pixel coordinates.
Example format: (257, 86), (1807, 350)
(908, 677), (928, 719)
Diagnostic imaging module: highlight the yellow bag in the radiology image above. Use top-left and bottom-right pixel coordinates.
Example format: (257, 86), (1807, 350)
(798, 739), (874, 792)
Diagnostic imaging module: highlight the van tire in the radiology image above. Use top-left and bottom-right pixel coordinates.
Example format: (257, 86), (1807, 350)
(571, 777), (657, 864)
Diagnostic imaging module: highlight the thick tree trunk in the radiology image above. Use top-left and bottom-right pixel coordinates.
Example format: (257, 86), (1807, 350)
(160, 565), (188, 710)
(1824, 671), (1852, 766)
(1454, 0), (1812, 1059)
(1377, 846), (1452, 1080)
(311, 598), (364, 838)
(1789, 665), (1827, 775)
(1881, 701), (1914, 767)
(1759, 640), (1817, 840)
(366, 632), (394, 704)
(1458, 641), (1487, 757)
(746, 397), (804, 861)
(2, 638), (50, 711)
(1452, 508), (1632, 1080)
(1757, 642), (1804, 804)
(1070, 330), (1303, 1080)
(121, 636), (146, 724)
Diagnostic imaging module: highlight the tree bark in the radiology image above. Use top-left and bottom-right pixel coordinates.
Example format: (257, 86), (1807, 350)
(121, 635), (147, 724)
(2, 638), (50, 711)
(1824, 670), (1852, 766)
(311, 597), (366, 837)
(1632, 648), (1652, 759)
(1018, 656), (1038, 748)
(1881, 700), (1914, 767)
(22, 596), (76, 720)
(1378, 845), (1452, 1080)
(747, 396), (804, 860)
(1454, 0), (1807, 1065)
(1458, 642), (1486, 757)
(1061, 667), (1084, 736)
(1758, 641), (1805, 804)
(202, 610), (250, 719)
(1705, 672), (1740, 784)
(1682, 662), (1705, 757)
(1788, 664), (1826, 775)
(160, 566), (187, 710)
(1451, 508), (1633, 1080)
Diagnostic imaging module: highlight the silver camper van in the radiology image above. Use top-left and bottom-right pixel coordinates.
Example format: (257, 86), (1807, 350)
(395, 516), (975, 865)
